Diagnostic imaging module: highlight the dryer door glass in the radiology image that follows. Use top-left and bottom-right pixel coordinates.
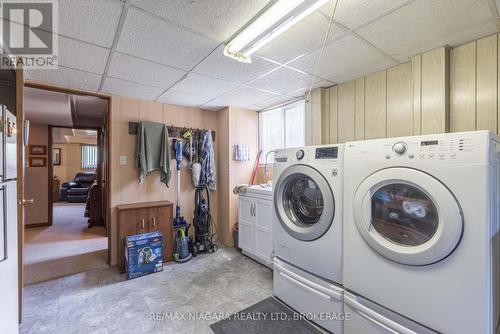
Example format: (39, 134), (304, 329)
(283, 174), (323, 226)
(353, 167), (462, 265)
(274, 165), (335, 241)
(371, 183), (439, 246)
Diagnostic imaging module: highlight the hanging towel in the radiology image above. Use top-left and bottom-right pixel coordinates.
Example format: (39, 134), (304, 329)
(200, 130), (216, 191)
(135, 121), (171, 186)
(235, 144), (250, 161)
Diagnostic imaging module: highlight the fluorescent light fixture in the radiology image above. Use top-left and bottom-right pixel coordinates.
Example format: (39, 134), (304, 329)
(224, 0), (330, 63)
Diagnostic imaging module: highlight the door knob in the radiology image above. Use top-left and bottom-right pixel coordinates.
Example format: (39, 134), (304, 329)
(19, 198), (34, 205)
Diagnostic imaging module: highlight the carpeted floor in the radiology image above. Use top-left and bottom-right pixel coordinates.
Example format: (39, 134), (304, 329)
(24, 202), (108, 285)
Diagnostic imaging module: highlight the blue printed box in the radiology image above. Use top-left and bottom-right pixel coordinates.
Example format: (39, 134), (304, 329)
(125, 231), (163, 279)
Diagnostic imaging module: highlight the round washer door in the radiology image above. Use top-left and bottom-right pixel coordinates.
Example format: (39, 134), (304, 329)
(353, 167), (463, 265)
(274, 164), (335, 241)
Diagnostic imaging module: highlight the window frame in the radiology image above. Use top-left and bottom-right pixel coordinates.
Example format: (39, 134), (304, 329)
(81, 144), (98, 169)
(258, 99), (305, 164)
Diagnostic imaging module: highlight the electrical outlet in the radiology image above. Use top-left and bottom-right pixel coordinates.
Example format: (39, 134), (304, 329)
(120, 156), (128, 166)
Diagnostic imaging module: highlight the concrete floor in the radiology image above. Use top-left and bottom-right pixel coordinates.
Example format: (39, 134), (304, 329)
(20, 247), (273, 334)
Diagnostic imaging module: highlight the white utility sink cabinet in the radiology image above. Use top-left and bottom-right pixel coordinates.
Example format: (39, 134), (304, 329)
(238, 186), (273, 267)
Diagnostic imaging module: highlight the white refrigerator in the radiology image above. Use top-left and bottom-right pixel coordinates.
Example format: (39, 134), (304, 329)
(0, 105), (19, 334)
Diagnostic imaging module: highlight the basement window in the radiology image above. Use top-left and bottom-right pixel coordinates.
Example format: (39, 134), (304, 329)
(259, 100), (305, 163)
(82, 145), (98, 169)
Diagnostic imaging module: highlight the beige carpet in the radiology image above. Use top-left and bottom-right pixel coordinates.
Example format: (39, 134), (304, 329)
(24, 202), (108, 285)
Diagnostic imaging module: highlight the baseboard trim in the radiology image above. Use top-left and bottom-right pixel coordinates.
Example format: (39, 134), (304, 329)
(25, 222), (51, 228)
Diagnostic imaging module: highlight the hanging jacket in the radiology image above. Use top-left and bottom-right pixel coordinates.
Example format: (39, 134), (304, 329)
(199, 130), (216, 191)
(135, 121), (171, 186)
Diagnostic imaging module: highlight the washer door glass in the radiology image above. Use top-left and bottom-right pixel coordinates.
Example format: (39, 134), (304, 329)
(353, 168), (463, 265)
(275, 165), (334, 241)
(372, 183), (439, 247)
(283, 174), (324, 226)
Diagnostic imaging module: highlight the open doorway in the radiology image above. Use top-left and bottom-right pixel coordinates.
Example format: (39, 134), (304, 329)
(22, 86), (110, 284)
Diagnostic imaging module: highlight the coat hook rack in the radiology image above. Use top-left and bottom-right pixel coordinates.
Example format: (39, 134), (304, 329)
(128, 122), (215, 141)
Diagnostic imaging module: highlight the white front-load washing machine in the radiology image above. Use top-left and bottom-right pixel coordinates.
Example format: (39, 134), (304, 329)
(343, 131), (500, 334)
(273, 145), (344, 333)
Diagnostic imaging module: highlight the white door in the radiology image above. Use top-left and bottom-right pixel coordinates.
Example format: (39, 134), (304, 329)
(238, 196), (255, 253)
(353, 167), (463, 265)
(274, 164), (334, 241)
(254, 198), (272, 264)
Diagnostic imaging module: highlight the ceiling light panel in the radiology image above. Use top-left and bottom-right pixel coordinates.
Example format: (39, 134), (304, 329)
(256, 12), (347, 64)
(224, 0), (330, 62)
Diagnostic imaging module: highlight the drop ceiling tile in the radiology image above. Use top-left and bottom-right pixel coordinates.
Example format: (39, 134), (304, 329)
(171, 73), (240, 98)
(288, 34), (388, 80)
(130, 0), (271, 42)
(357, 0), (498, 62)
(287, 79), (335, 98)
(58, 36), (110, 74)
(108, 52), (186, 89)
(58, 0), (123, 47)
(319, 0), (412, 30)
(247, 67), (319, 95)
(116, 8), (219, 71)
(257, 13), (348, 64)
(193, 45), (280, 84)
(203, 86), (279, 109)
(156, 90), (213, 108)
(328, 57), (398, 83)
(102, 77), (164, 101)
(26, 67), (102, 92)
(250, 95), (296, 111)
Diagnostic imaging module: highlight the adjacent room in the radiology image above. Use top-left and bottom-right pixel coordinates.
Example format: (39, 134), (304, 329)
(22, 87), (109, 285)
(1, 1), (500, 334)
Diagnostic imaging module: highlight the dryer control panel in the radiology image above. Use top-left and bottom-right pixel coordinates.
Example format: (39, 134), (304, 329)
(345, 131), (492, 164)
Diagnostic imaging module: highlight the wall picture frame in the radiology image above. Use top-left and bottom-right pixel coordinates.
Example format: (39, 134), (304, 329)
(29, 157), (47, 167)
(53, 148), (61, 166)
(29, 145), (47, 155)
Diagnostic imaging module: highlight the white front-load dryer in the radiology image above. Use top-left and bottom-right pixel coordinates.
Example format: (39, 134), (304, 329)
(273, 145), (344, 334)
(343, 131), (500, 334)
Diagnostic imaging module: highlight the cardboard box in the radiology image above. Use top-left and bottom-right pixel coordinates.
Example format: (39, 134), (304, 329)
(125, 231), (163, 279)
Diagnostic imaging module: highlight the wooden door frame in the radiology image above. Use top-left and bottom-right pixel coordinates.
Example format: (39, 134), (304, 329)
(16, 68), (24, 323)
(20, 80), (112, 307)
(47, 125), (103, 227)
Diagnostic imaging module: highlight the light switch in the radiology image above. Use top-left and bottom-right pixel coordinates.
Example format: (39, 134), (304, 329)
(120, 156), (128, 165)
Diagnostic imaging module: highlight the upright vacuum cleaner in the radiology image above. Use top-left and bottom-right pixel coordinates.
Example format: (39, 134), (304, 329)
(192, 184), (216, 256)
(172, 139), (192, 263)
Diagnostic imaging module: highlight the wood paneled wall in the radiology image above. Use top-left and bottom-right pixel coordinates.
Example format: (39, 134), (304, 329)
(450, 34), (499, 133)
(217, 107), (259, 246)
(109, 96), (219, 265)
(317, 46), (453, 144)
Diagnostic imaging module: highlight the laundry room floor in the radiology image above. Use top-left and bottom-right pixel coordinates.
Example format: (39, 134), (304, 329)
(20, 247), (273, 334)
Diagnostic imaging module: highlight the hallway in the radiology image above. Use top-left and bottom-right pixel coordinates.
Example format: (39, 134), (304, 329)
(24, 203), (108, 284)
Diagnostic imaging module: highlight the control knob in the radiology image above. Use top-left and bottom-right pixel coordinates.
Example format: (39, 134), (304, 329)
(392, 142), (407, 155)
(296, 149), (305, 160)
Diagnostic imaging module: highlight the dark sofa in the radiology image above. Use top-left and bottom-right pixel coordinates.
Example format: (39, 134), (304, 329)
(60, 172), (97, 203)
